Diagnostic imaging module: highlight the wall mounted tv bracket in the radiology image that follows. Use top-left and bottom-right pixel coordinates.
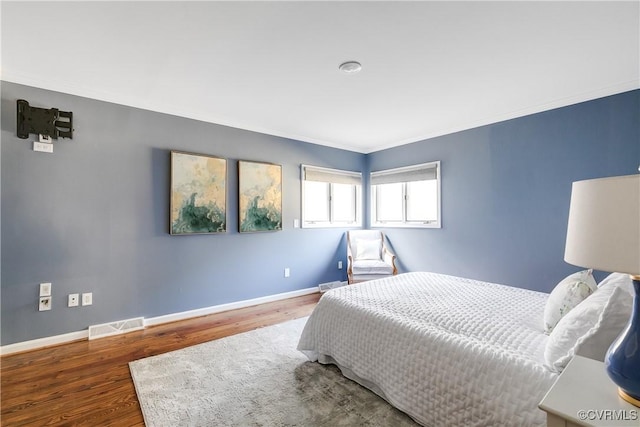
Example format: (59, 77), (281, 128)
(16, 99), (73, 140)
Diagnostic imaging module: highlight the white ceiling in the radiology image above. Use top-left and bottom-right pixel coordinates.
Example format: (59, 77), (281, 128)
(1, 1), (638, 153)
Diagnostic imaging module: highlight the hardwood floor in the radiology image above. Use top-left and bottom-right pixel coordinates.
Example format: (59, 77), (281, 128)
(1, 292), (321, 426)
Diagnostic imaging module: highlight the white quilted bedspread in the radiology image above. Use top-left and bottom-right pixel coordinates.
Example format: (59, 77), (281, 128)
(297, 272), (558, 427)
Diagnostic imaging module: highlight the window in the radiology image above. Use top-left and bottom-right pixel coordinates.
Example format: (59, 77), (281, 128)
(302, 165), (362, 228)
(371, 161), (441, 228)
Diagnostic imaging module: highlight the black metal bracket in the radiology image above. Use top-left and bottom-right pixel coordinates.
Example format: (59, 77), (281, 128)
(16, 99), (73, 140)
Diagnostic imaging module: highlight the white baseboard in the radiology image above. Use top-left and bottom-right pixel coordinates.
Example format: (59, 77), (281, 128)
(0, 330), (89, 356)
(144, 286), (318, 327)
(0, 286), (319, 356)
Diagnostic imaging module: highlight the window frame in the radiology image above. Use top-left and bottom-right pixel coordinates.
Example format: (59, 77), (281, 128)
(301, 165), (362, 228)
(370, 161), (441, 229)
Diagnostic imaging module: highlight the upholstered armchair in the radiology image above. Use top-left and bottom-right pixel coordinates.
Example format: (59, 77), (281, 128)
(346, 230), (398, 284)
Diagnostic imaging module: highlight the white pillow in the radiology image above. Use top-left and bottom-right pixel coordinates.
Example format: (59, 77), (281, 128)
(543, 269), (597, 333)
(544, 280), (633, 373)
(598, 272), (634, 295)
(355, 239), (381, 260)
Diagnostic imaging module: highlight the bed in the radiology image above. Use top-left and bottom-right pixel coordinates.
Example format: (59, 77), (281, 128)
(297, 271), (558, 427)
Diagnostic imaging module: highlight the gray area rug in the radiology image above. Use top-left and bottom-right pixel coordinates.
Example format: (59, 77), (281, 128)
(129, 317), (417, 426)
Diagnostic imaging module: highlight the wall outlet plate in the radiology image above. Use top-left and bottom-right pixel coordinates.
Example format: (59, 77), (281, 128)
(68, 293), (79, 307)
(39, 296), (52, 311)
(82, 292), (93, 306)
(33, 141), (53, 153)
(39, 282), (52, 297)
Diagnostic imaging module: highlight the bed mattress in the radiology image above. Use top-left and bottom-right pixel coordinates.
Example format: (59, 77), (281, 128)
(297, 271), (558, 427)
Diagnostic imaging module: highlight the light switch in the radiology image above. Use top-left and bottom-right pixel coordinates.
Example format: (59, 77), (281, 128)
(39, 282), (52, 297)
(82, 292), (93, 306)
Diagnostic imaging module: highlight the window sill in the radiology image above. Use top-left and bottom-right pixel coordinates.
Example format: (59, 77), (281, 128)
(302, 222), (362, 229)
(371, 222), (441, 229)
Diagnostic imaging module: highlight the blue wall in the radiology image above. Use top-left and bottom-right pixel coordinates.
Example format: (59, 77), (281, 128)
(369, 90), (639, 292)
(2, 82), (638, 346)
(1, 82), (363, 345)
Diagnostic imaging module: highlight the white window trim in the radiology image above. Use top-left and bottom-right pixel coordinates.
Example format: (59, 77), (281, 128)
(301, 164), (362, 228)
(371, 161), (441, 229)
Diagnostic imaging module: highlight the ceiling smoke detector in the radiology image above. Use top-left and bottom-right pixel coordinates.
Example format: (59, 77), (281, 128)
(339, 61), (362, 74)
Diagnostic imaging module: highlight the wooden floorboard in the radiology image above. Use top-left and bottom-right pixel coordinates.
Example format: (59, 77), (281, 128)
(1, 292), (321, 426)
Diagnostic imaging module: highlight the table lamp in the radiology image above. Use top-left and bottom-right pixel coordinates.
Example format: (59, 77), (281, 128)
(564, 174), (640, 407)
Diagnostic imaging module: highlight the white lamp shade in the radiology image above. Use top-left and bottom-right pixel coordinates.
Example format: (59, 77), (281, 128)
(564, 174), (640, 275)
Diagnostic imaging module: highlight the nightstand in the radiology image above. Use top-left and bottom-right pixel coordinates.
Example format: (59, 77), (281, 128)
(539, 355), (639, 427)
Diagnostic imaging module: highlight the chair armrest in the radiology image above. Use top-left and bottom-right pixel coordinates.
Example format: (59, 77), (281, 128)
(382, 247), (398, 275)
(347, 255), (354, 283)
(346, 235), (354, 283)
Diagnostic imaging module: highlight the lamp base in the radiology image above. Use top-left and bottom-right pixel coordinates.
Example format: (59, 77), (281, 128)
(619, 388), (640, 408)
(605, 276), (640, 408)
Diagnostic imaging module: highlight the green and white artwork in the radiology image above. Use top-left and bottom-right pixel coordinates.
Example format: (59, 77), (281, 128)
(170, 151), (227, 235)
(238, 161), (282, 233)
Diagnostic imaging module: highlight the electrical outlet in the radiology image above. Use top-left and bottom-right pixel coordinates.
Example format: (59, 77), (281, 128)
(39, 297), (52, 311)
(68, 293), (79, 307)
(338, 261), (343, 270)
(39, 282), (52, 297)
(82, 292), (93, 306)
(284, 268), (290, 278)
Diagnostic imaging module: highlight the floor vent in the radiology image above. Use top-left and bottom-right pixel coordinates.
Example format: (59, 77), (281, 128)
(319, 281), (347, 293)
(88, 317), (145, 340)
